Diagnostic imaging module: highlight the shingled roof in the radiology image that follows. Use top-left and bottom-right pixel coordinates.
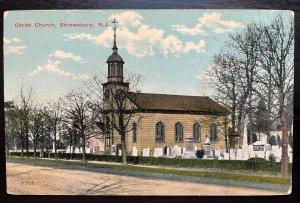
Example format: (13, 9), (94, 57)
(128, 92), (229, 115)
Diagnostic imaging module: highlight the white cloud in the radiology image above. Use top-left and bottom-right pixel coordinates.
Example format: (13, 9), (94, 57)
(109, 11), (143, 27)
(64, 11), (206, 57)
(172, 24), (206, 36)
(173, 12), (245, 35)
(30, 59), (89, 81)
(183, 40), (205, 54)
(4, 37), (27, 55)
(49, 50), (85, 63)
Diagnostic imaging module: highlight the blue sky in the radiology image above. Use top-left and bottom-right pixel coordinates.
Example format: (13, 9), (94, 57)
(4, 10), (293, 103)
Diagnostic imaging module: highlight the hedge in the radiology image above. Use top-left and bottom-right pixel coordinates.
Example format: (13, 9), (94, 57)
(8, 152), (291, 173)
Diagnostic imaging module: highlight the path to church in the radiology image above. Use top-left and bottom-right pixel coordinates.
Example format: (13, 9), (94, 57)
(6, 162), (285, 195)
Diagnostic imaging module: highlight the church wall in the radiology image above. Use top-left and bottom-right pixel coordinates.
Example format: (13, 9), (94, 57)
(112, 112), (227, 155)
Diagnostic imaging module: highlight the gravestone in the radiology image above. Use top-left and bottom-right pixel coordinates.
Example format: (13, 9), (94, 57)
(224, 153), (229, 160)
(236, 149), (243, 160)
(230, 148), (236, 160)
(66, 146), (71, 153)
(182, 137), (196, 159)
(86, 148), (91, 153)
(220, 148), (225, 156)
(257, 151), (264, 158)
(242, 150), (249, 160)
(142, 148), (150, 157)
(132, 147), (138, 156)
(173, 145), (182, 157)
(215, 147), (220, 157)
(110, 145), (116, 156)
(265, 151), (271, 161)
(153, 148), (163, 157)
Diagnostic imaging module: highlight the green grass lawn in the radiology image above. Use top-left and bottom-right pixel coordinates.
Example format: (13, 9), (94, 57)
(6, 156), (291, 185)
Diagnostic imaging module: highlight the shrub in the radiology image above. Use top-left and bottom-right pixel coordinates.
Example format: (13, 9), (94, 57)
(248, 157), (266, 162)
(268, 153), (276, 162)
(9, 152), (292, 173)
(195, 149), (205, 159)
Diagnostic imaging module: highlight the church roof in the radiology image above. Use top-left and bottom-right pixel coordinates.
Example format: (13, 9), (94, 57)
(106, 53), (124, 63)
(128, 92), (229, 115)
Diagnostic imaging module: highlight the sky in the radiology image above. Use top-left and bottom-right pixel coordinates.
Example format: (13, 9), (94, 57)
(4, 9), (293, 103)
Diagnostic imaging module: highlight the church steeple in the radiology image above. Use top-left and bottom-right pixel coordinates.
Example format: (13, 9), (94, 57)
(112, 19), (118, 54)
(106, 18), (124, 83)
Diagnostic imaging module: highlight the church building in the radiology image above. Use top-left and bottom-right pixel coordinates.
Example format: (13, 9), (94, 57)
(102, 20), (229, 157)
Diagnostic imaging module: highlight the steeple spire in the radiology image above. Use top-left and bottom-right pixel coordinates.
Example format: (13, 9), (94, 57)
(112, 18), (118, 54)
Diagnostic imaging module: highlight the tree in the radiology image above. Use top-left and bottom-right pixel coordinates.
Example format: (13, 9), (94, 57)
(253, 97), (269, 134)
(5, 101), (16, 156)
(85, 75), (144, 164)
(29, 106), (47, 158)
(256, 14), (294, 177)
(227, 24), (260, 144)
(64, 91), (99, 163)
(19, 87), (33, 157)
(44, 99), (62, 160)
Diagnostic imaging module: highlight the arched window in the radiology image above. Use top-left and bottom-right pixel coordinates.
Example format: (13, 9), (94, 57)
(175, 122), (183, 142)
(132, 122), (137, 143)
(155, 122), (165, 143)
(210, 123), (218, 142)
(193, 123), (201, 142)
(111, 63), (115, 76)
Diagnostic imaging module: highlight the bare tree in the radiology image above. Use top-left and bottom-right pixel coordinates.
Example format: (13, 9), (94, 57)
(63, 91), (99, 163)
(5, 101), (16, 156)
(19, 87), (33, 157)
(227, 24), (260, 144)
(29, 106), (47, 158)
(84, 75), (144, 164)
(206, 53), (246, 133)
(256, 15), (294, 177)
(45, 99), (62, 160)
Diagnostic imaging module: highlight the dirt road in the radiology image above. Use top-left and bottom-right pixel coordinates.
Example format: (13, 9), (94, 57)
(6, 162), (285, 195)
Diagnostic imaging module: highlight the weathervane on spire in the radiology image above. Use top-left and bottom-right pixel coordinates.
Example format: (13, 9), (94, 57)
(112, 18), (118, 53)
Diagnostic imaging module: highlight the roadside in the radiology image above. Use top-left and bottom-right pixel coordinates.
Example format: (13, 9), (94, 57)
(6, 162), (287, 195)
(6, 156), (291, 193)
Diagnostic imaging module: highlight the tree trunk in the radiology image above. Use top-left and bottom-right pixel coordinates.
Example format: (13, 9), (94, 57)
(82, 134), (87, 163)
(54, 131), (57, 160)
(121, 132), (127, 164)
(21, 138), (24, 158)
(82, 144), (87, 163)
(224, 115), (229, 153)
(25, 124), (29, 157)
(33, 140), (37, 158)
(266, 76), (272, 137)
(280, 102), (289, 177)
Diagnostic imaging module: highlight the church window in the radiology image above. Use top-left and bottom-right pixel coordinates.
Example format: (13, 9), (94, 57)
(132, 122), (137, 143)
(193, 123), (201, 142)
(210, 123), (218, 141)
(111, 63), (115, 76)
(155, 122), (165, 143)
(175, 122), (183, 142)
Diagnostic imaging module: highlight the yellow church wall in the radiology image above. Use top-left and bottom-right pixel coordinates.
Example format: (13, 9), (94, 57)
(111, 112), (227, 155)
